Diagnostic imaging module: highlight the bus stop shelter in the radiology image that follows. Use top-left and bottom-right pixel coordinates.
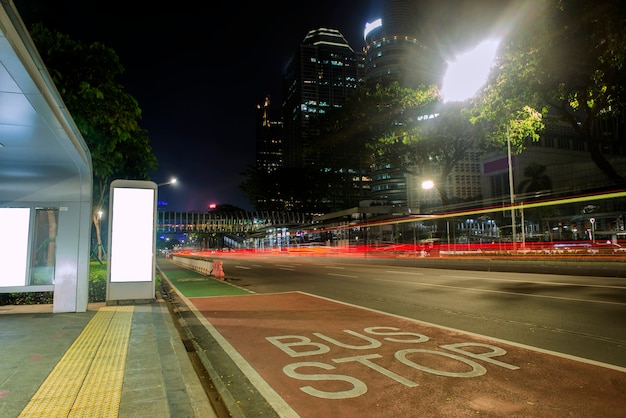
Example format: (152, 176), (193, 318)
(0, 1), (92, 312)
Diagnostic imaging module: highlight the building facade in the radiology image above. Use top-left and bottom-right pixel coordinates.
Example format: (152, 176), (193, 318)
(255, 95), (283, 175)
(282, 27), (365, 168)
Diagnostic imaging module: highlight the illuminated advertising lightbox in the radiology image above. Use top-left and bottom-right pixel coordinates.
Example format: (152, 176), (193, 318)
(107, 180), (157, 302)
(0, 208), (30, 286)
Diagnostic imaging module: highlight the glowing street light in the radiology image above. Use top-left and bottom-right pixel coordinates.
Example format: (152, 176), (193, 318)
(157, 177), (177, 187)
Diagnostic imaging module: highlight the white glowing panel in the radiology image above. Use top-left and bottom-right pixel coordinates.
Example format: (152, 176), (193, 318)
(0, 208), (30, 286)
(110, 187), (155, 282)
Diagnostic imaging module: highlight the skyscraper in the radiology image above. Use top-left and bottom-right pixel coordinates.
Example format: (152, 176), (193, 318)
(363, 0), (437, 206)
(282, 28), (365, 169)
(364, 0), (441, 89)
(255, 95), (283, 175)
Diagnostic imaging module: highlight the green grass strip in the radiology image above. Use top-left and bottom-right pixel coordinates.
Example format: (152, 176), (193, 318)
(156, 259), (250, 297)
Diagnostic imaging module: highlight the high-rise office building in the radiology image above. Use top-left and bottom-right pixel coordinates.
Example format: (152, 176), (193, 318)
(282, 27), (365, 169)
(280, 27), (368, 212)
(364, 0), (441, 89)
(253, 95), (284, 211)
(255, 95), (283, 174)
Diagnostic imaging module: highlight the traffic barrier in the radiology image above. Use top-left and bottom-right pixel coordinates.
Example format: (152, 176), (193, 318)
(168, 254), (226, 280)
(170, 255), (213, 276)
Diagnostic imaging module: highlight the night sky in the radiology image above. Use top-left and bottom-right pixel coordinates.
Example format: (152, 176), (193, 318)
(12, 0), (515, 212)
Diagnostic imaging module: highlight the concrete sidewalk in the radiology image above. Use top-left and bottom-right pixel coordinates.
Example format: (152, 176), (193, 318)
(0, 295), (216, 417)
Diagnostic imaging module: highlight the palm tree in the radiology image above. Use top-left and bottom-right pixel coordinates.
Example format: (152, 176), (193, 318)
(518, 162), (552, 195)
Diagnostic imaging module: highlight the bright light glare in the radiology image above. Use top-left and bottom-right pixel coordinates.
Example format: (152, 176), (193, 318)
(422, 180), (434, 190)
(441, 39), (500, 103)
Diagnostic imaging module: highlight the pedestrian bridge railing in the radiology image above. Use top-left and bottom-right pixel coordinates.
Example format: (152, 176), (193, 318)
(157, 210), (313, 234)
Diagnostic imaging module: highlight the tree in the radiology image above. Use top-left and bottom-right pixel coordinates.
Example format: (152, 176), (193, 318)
(331, 82), (441, 173)
(29, 24), (157, 260)
(239, 165), (346, 213)
(473, 0), (626, 186)
(320, 82), (487, 210)
(518, 162), (553, 196)
(405, 102), (484, 208)
(318, 82), (497, 245)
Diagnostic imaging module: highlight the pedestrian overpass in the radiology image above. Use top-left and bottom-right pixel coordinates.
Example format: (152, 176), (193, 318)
(157, 210), (314, 234)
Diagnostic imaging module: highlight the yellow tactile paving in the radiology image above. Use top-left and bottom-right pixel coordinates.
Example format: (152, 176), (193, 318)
(19, 306), (134, 418)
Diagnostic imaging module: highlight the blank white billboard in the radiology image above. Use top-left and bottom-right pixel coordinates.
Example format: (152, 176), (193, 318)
(109, 185), (155, 283)
(0, 208), (30, 286)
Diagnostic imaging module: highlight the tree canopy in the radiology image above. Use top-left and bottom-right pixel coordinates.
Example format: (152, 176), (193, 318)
(30, 24), (157, 195)
(473, 0), (626, 185)
(318, 82), (484, 207)
(29, 24), (157, 257)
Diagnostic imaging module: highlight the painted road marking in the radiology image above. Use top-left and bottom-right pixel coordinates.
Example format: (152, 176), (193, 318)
(443, 274), (626, 290)
(187, 291), (626, 417)
(277, 264), (297, 271)
(385, 270), (424, 275)
(327, 273), (358, 278)
(268, 328), (520, 399)
(375, 277), (626, 305)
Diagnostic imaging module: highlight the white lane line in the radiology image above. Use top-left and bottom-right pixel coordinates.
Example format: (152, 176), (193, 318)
(328, 273), (358, 278)
(181, 299), (299, 417)
(441, 274), (626, 290)
(375, 278), (626, 305)
(325, 266), (345, 269)
(234, 265), (251, 269)
(385, 270), (424, 275)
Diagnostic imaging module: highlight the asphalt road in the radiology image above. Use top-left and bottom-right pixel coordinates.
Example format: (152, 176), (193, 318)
(216, 253), (626, 368)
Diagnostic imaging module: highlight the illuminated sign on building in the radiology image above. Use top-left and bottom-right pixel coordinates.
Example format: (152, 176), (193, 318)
(364, 18), (382, 40)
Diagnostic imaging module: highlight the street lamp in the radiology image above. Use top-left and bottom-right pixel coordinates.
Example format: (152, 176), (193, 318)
(506, 127), (517, 248)
(420, 180), (452, 249)
(421, 180), (434, 190)
(156, 177), (177, 232)
(157, 177), (177, 187)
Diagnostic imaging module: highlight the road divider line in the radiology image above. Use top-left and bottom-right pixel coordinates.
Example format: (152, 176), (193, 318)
(442, 274), (626, 290)
(375, 278), (626, 305)
(385, 270), (424, 275)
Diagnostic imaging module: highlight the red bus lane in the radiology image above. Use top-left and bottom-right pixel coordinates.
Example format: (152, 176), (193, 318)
(188, 292), (626, 417)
